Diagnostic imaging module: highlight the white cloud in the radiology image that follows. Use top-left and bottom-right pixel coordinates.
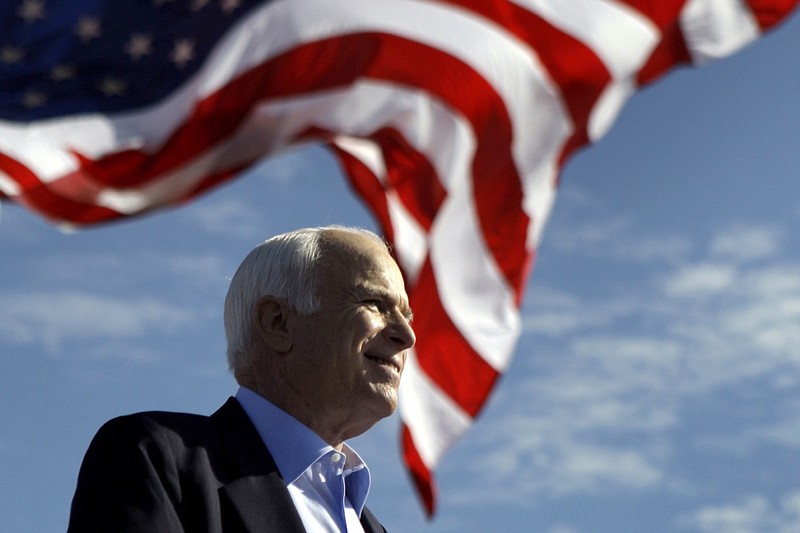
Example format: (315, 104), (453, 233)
(547, 526), (579, 533)
(160, 252), (230, 284)
(191, 198), (268, 238)
(546, 217), (692, 264)
(30, 249), (232, 294)
(0, 291), (194, 357)
(521, 287), (620, 336)
(548, 216), (632, 252)
(709, 224), (783, 262)
(677, 491), (800, 533)
(624, 235), (693, 263)
(662, 263), (737, 296)
(555, 446), (663, 492)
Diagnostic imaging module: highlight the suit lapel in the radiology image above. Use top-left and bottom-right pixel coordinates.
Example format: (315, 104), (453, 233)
(212, 398), (306, 533)
(360, 506), (387, 533)
(219, 475), (306, 532)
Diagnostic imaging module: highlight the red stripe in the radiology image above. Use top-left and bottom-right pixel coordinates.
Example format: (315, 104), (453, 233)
(372, 128), (446, 232)
(402, 423), (436, 517)
(745, 0), (800, 30)
(0, 152), (121, 224)
(410, 259), (500, 418)
(636, 22), (692, 85)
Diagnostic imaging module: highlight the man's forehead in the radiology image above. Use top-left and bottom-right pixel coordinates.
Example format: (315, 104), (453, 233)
(322, 233), (396, 269)
(320, 228), (386, 252)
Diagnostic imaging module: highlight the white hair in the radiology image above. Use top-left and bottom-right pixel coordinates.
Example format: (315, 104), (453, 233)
(224, 225), (386, 372)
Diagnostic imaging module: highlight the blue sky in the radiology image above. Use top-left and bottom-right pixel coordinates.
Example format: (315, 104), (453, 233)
(1, 11), (798, 533)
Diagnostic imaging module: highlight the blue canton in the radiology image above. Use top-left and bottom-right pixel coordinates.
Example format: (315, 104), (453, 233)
(0, 0), (267, 120)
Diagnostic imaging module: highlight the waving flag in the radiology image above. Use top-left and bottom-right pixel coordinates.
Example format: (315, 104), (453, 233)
(1, 0), (797, 515)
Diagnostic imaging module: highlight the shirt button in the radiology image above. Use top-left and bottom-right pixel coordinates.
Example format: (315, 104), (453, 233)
(331, 452), (342, 463)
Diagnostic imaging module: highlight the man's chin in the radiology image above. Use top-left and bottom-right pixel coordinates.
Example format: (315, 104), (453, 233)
(368, 386), (399, 418)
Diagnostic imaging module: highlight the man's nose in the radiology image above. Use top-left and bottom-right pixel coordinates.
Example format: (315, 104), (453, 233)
(385, 313), (416, 351)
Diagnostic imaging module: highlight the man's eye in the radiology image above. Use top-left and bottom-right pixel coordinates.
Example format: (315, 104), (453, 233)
(363, 299), (381, 308)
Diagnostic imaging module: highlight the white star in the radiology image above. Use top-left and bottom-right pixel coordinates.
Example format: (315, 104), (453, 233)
(22, 91), (47, 109)
(0, 46), (24, 65)
(220, 0), (240, 14)
(125, 33), (153, 62)
(75, 16), (102, 43)
(17, 0), (46, 24)
(97, 76), (127, 97)
(170, 39), (195, 69)
(50, 64), (76, 81)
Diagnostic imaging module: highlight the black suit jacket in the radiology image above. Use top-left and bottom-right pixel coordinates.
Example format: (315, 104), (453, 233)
(68, 398), (387, 532)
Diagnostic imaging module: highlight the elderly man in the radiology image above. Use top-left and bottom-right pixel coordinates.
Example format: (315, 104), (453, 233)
(68, 226), (416, 532)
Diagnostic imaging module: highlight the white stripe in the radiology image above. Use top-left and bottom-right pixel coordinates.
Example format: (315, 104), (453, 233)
(517, 0), (659, 79)
(399, 348), (472, 468)
(513, 0), (660, 140)
(385, 191), (429, 286)
(587, 81), (638, 141)
(330, 136), (387, 181)
(0, 118), (105, 180)
(0, 171), (20, 196)
(522, 166), (559, 249)
(429, 177), (522, 371)
(680, 0), (761, 65)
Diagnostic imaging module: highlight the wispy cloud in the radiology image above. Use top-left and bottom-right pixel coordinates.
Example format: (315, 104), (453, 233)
(663, 262), (737, 296)
(676, 491), (800, 533)
(0, 291), (194, 359)
(190, 198), (270, 238)
(708, 224), (783, 263)
(546, 215), (693, 264)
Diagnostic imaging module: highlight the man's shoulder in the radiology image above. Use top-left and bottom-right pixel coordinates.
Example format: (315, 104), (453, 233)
(92, 398), (242, 451)
(109, 408), (209, 429)
(100, 407), (210, 436)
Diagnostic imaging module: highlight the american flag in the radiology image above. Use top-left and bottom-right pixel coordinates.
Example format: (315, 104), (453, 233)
(1, 0), (797, 515)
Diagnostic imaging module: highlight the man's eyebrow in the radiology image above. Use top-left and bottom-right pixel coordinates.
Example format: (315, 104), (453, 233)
(393, 295), (414, 322)
(357, 285), (414, 320)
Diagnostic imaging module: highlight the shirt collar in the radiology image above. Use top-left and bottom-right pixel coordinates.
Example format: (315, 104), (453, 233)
(234, 387), (371, 513)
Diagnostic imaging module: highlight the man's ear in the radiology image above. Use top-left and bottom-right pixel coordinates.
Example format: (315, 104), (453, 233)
(253, 296), (293, 353)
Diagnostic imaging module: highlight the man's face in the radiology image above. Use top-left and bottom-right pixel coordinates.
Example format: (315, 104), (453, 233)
(286, 232), (415, 440)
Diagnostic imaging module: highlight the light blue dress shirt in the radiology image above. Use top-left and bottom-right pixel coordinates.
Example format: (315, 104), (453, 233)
(235, 387), (371, 532)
